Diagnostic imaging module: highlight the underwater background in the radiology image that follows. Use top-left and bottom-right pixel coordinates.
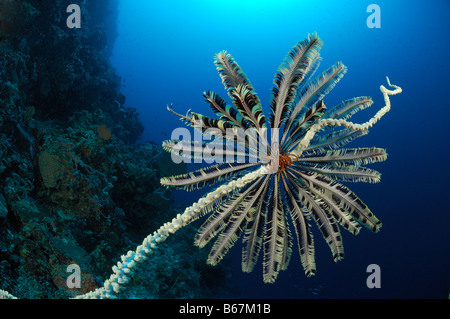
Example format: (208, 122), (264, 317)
(0, 0), (448, 299)
(110, 0), (449, 299)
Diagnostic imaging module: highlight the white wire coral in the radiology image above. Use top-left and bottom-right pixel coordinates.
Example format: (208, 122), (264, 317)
(77, 36), (401, 297)
(1, 34), (402, 299)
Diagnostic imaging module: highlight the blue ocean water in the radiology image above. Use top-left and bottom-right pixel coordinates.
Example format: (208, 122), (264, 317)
(110, 0), (450, 298)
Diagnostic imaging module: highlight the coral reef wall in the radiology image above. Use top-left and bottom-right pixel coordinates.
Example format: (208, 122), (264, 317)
(0, 0), (229, 298)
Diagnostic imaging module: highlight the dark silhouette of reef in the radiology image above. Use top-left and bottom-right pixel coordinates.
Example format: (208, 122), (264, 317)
(0, 0), (230, 298)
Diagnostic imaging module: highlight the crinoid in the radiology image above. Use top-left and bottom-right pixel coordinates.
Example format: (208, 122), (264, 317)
(15, 33), (399, 299)
(159, 33), (401, 283)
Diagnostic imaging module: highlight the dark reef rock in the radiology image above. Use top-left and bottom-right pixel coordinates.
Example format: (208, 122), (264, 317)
(0, 0), (229, 298)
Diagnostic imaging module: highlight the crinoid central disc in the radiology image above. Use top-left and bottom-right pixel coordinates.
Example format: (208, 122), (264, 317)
(277, 153), (298, 173)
